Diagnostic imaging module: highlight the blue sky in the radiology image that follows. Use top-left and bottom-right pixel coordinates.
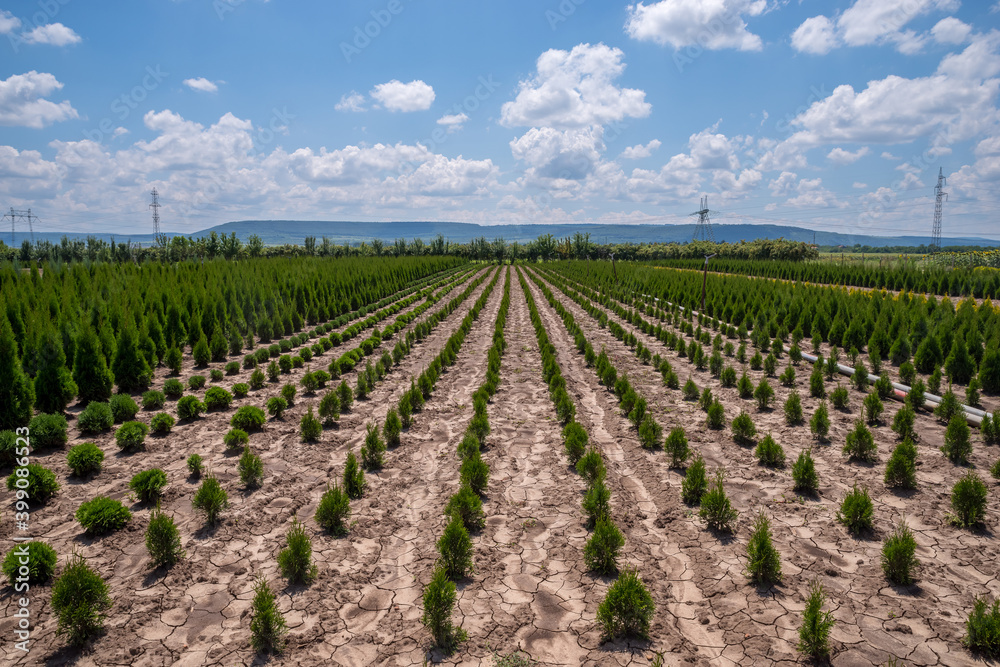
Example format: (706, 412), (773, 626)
(1, 0), (1000, 240)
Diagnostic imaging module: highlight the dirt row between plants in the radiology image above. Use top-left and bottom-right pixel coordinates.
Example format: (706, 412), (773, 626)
(0, 267), (497, 666)
(527, 267), (1000, 666)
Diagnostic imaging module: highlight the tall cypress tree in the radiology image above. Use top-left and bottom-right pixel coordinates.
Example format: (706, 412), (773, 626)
(0, 316), (35, 429)
(112, 318), (152, 393)
(34, 327), (78, 413)
(74, 326), (114, 404)
(944, 336), (975, 385)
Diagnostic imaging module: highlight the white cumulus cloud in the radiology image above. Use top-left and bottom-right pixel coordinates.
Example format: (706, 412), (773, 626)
(932, 17), (972, 44)
(0, 10), (20, 34)
(791, 16), (838, 55)
(335, 91), (367, 112)
(370, 79), (435, 112)
(624, 0), (766, 51)
(22, 23), (81, 46)
(0, 71), (78, 128)
(501, 43), (650, 130)
(620, 139), (662, 159)
(436, 113), (469, 132)
(183, 77), (220, 93)
(827, 146), (870, 165)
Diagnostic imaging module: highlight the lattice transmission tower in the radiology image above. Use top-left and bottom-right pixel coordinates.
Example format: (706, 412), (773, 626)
(690, 195), (717, 243)
(2, 208), (37, 245)
(931, 168), (947, 252)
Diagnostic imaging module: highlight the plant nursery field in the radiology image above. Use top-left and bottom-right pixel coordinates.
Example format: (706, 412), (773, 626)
(1, 256), (999, 666)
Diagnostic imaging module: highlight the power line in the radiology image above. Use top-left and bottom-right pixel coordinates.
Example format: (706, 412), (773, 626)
(690, 195), (716, 242)
(2, 208), (37, 245)
(932, 167), (947, 252)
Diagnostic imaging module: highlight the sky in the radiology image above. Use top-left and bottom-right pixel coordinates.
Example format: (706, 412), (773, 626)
(1, 0), (1000, 240)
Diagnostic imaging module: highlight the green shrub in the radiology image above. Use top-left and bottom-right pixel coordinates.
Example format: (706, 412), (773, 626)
(187, 375), (206, 391)
(460, 453), (490, 495)
(209, 368), (223, 382)
(638, 413), (662, 450)
(698, 387), (713, 412)
(582, 478), (611, 526)
(731, 410), (757, 445)
(862, 391), (884, 425)
(315, 483), (351, 535)
(810, 401), (831, 441)
(281, 383), (296, 406)
(231, 405), (266, 431)
(383, 408), (402, 448)
(109, 394), (140, 423)
(129, 468), (167, 503)
(318, 390), (340, 426)
(343, 450), (365, 499)
(250, 576), (287, 655)
(266, 396), (288, 419)
(0, 430), (16, 468)
(176, 395), (205, 420)
(699, 470), (737, 532)
(78, 401), (114, 433)
(192, 473), (228, 524)
(232, 382), (249, 399)
(150, 411), (175, 434)
(204, 386), (233, 411)
(445, 485), (485, 532)
(115, 420), (149, 452)
(67, 442), (104, 476)
(792, 449), (818, 494)
(720, 366), (737, 387)
(951, 471), (988, 528)
(884, 438), (918, 489)
(223, 428), (249, 451)
(992, 459), (1000, 480)
(584, 516), (625, 575)
(422, 565), (464, 651)
(754, 433), (785, 468)
(783, 392), (803, 426)
(682, 455), (708, 505)
(438, 515), (474, 579)
(186, 453), (204, 477)
(963, 595), (1000, 658)
(754, 379), (775, 410)
(563, 421), (588, 465)
(942, 413), (972, 465)
(225, 361), (241, 375)
(746, 510), (782, 584)
(665, 427), (689, 468)
(737, 372), (754, 399)
(7, 463), (59, 503)
(249, 368), (266, 390)
(682, 377), (699, 401)
(595, 567), (655, 640)
(837, 484), (873, 535)
(881, 521), (918, 585)
(146, 510), (184, 568)
(361, 422), (385, 470)
(830, 384), (850, 410)
(852, 361), (869, 391)
(457, 432), (480, 460)
(24, 413), (67, 450)
(891, 403), (916, 441)
(278, 518), (317, 585)
(576, 448), (606, 485)
(469, 413), (490, 446)
(338, 380), (353, 412)
(843, 419), (876, 463)
(797, 581), (834, 659)
(267, 361), (280, 382)
(76, 496), (131, 535)
(50, 554), (111, 647)
(809, 364), (826, 398)
(705, 399), (725, 430)
(165, 346), (183, 374)
(780, 364), (796, 387)
(2, 541), (57, 586)
(300, 406), (322, 442)
(239, 446), (264, 488)
(163, 378), (184, 398)
(935, 388), (962, 424)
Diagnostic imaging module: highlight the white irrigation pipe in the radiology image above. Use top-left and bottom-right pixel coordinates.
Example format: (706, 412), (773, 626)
(618, 284), (988, 427)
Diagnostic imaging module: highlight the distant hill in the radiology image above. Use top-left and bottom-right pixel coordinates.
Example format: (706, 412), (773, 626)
(7, 220), (1000, 248)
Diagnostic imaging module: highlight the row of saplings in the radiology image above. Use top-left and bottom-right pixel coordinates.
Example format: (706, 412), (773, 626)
(526, 270), (1000, 659)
